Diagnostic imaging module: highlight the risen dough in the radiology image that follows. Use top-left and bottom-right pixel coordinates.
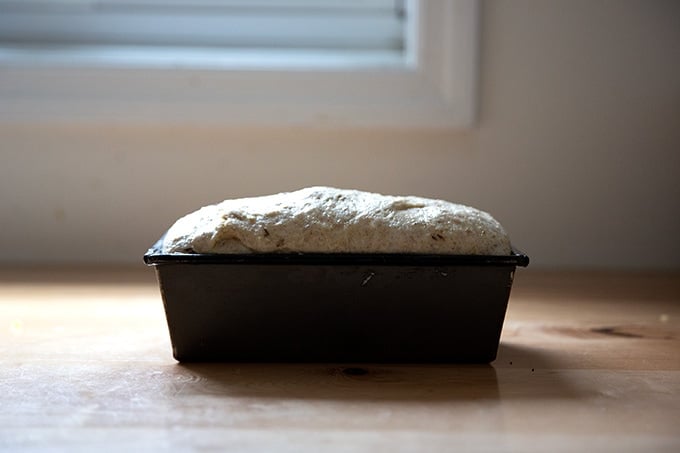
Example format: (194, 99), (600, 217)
(161, 187), (511, 255)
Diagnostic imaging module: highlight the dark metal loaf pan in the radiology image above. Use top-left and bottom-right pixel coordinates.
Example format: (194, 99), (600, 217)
(144, 238), (529, 363)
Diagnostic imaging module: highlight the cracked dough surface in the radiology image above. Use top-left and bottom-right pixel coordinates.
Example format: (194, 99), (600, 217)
(161, 187), (512, 255)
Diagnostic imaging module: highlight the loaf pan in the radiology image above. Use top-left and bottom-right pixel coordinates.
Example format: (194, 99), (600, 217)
(144, 238), (529, 363)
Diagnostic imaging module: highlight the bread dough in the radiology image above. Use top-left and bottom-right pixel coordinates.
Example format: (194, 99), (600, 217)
(161, 187), (512, 255)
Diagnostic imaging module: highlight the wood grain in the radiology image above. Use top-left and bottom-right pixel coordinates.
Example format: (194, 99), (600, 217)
(1, 268), (679, 452)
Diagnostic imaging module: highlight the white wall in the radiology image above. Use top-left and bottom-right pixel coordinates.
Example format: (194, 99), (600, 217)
(1, 0), (679, 269)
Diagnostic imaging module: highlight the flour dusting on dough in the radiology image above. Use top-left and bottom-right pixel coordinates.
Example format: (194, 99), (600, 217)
(162, 187), (512, 255)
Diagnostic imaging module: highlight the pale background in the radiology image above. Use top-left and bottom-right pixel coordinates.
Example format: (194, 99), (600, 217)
(1, 0), (679, 269)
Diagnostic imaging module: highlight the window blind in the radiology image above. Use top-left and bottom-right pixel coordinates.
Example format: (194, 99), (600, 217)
(0, 0), (406, 52)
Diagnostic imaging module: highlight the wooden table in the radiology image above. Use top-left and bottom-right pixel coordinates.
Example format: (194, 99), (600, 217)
(1, 267), (678, 452)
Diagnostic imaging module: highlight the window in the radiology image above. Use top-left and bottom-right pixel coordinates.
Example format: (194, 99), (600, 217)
(0, 0), (479, 128)
(0, 0), (409, 68)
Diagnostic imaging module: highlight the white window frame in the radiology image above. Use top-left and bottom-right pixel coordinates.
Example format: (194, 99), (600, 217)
(0, 0), (479, 129)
